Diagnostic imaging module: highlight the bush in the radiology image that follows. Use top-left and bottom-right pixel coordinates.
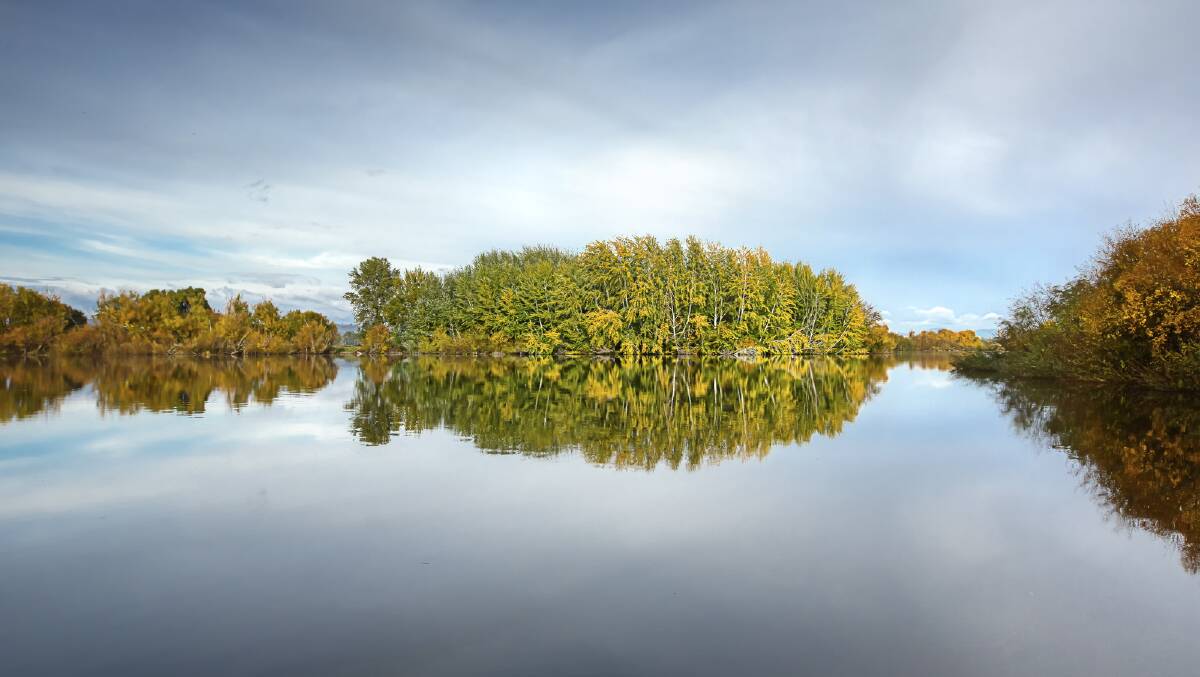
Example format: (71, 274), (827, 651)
(0, 285), (86, 354)
(957, 195), (1200, 389)
(361, 324), (392, 355)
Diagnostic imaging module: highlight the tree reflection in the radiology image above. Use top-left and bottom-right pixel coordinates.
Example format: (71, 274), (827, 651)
(974, 377), (1200, 573)
(91, 357), (338, 414)
(346, 356), (890, 469)
(0, 357), (92, 423)
(0, 356), (338, 420)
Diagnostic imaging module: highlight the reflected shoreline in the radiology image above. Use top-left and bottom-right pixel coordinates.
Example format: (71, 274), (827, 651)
(2, 354), (905, 468)
(0, 355), (339, 421)
(960, 373), (1200, 573)
(346, 355), (897, 469)
(5, 355), (1200, 574)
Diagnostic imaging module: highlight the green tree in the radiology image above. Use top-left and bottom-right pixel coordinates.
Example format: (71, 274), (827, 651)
(343, 236), (883, 356)
(344, 257), (398, 331)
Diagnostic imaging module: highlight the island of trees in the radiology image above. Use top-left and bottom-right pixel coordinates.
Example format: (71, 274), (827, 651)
(956, 195), (1200, 390)
(345, 235), (890, 356)
(1, 285), (338, 356)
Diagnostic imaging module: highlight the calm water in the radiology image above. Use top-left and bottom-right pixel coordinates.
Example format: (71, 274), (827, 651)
(2, 356), (1199, 676)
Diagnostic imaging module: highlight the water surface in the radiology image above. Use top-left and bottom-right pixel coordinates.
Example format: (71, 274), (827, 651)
(2, 356), (1199, 676)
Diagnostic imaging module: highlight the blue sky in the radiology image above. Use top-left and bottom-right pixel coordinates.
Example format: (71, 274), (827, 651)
(2, 0), (1198, 329)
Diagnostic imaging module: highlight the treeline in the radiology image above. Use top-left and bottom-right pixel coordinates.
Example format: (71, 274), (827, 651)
(345, 235), (886, 356)
(861, 327), (986, 354)
(1, 284), (339, 355)
(346, 356), (890, 468)
(956, 195), (1200, 389)
(0, 284), (86, 354)
(891, 328), (985, 353)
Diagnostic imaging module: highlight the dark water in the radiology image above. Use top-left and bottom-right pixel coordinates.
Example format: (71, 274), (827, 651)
(2, 356), (1199, 676)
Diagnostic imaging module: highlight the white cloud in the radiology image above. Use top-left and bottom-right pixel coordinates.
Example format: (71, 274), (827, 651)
(2, 0), (1198, 322)
(81, 239), (152, 259)
(903, 117), (1011, 214)
(886, 306), (1002, 333)
(1, 274), (355, 321)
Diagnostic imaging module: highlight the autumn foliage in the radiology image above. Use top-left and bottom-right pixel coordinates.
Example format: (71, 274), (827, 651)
(1, 285), (339, 356)
(0, 285), (87, 354)
(959, 195), (1200, 389)
(893, 329), (985, 352)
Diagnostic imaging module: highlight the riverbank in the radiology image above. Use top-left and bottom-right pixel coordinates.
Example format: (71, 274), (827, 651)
(949, 195), (1199, 392)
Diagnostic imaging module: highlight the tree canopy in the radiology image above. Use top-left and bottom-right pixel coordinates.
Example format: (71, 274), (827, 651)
(893, 329), (985, 352)
(346, 235), (884, 355)
(0, 284), (340, 356)
(0, 284), (86, 354)
(957, 195), (1200, 389)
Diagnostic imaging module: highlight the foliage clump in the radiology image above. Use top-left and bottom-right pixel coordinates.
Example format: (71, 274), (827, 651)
(893, 328), (986, 353)
(956, 195), (1200, 390)
(0, 285), (86, 354)
(1, 284), (339, 355)
(345, 236), (883, 356)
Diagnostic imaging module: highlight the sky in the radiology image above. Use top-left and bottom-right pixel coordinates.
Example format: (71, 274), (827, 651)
(2, 0), (1198, 330)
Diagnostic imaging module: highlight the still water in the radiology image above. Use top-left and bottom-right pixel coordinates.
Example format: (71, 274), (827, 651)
(2, 356), (1199, 676)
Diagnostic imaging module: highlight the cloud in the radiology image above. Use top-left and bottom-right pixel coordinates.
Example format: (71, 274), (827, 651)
(0, 276), (111, 313)
(903, 117), (1011, 214)
(1, 0), (1198, 320)
(886, 306), (1003, 333)
(1, 274), (355, 321)
(81, 238), (155, 259)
